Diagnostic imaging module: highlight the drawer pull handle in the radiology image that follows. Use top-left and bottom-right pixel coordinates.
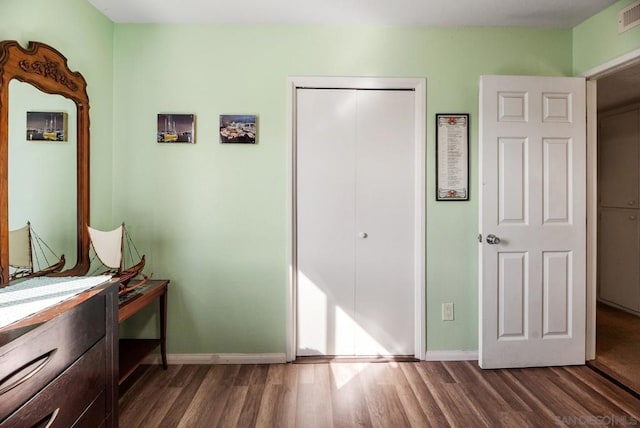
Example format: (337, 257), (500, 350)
(37, 407), (60, 428)
(0, 349), (57, 396)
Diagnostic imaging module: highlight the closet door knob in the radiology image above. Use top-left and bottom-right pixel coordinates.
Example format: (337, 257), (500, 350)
(359, 232), (368, 239)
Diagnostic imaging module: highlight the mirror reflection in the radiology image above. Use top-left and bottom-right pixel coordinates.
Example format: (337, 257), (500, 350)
(8, 80), (77, 279)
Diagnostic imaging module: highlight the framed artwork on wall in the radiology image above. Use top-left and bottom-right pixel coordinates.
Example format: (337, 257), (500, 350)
(26, 112), (67, 142)
(219, 115), (257, 144)
(157, 113), (196, 143)
(436, 113), (469, 201)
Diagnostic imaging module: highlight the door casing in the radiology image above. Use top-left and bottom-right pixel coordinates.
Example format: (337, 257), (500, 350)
(286, 76), (426, 361)
(581, 47), (640, 360)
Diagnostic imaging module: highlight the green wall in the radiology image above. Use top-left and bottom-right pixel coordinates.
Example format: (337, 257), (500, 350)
(113, 25), (573, 353)
(573, 0), (640, 75)
(6, 0), (630, 355)
(0, 0), (114, 229)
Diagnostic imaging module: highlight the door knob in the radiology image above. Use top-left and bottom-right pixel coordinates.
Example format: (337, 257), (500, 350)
(486, 234), (501, 245)
(359, 232), (368, 239)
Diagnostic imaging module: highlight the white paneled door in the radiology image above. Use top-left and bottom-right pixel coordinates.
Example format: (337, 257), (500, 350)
(479, 75), (586, 368)
(296, 88), (416, 357)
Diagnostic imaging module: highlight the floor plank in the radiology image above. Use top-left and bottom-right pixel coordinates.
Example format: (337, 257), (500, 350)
(329, 364), (372, 428)
(511, 369), (587, 417)
(121, 362), (640, 427)
(177, 365), (235, 428)
(295, 365), (333, 428)
(236, 384), (265, 427)
(591, 303), (640, 395)
(160, 365), (210, 428)
(564, 366), (640, 419)
(216, 385), (249, 427)
(359, 364), (411, 427)
(399, 363), (448, 427)
(119, 364), (182, 428)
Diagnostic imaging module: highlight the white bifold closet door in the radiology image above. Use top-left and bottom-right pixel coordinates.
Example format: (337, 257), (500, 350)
(296, 88), (415, 356)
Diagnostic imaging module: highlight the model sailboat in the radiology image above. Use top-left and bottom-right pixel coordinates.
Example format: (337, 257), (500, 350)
(163, 115), (178, 142)
(88, 223), (148, 295)
(43, 114), (58, 141)
(8, 222), (65, 280)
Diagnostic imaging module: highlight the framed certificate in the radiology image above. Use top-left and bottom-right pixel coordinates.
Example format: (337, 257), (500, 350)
(436, 113), (469, 201)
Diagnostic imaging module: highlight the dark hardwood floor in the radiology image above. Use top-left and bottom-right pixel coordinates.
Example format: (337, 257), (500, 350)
(590, 302), (640, 396)
(119, 361), (640, 427)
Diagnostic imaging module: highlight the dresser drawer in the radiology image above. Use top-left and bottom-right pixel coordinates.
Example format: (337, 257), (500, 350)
(0, 337), (106, 427)
(0, 294), (106, 420)
(72, 390), (105, 428)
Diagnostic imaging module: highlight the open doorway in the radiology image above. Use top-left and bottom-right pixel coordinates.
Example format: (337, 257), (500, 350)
(588, 59), (640, 396)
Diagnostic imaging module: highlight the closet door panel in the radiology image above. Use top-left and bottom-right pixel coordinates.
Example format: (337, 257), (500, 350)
(598, 208), (640, 312)
(354, 90), (415, 355)
(296, 89), (357, 356)
(599, 110), (640, 208)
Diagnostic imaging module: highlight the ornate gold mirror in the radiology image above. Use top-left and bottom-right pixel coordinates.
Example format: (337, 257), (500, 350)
(0, 41), (91, 285)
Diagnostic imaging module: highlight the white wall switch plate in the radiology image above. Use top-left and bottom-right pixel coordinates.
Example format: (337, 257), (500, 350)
(442, 302), (454, 321)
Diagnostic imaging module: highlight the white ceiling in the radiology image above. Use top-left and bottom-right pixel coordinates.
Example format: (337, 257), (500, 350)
(88, 0), (618, 27)
(87, 0), (640, 110)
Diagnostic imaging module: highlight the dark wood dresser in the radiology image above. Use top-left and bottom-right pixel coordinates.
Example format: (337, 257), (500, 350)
(0, 280), (119, 427)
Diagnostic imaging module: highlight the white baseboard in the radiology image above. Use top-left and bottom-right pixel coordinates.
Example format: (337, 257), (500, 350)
(425, 350), (478, 361)
(142, 353), (287, 365)
(142, 352), (478, 364)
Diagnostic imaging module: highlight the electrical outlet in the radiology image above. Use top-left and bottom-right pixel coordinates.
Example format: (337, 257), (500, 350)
(442, 302), (454, 321)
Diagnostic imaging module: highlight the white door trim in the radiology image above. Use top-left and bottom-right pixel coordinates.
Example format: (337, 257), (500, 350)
(286, 76), (426, 361)
(583, 49), (640, 361)
(579, 47), (640, 79)
(585, 79), (598, 361)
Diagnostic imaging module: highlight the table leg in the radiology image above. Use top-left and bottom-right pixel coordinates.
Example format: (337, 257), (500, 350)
(160, 287), (168, 369)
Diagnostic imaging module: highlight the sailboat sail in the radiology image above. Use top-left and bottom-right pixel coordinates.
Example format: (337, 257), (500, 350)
(87, 225), (123, 270)
(87, 223), (147, 295)
(8, 222), (65, 280)
(9, 224), (32, 269)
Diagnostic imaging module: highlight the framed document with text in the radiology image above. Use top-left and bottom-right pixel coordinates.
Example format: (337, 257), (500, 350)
(436, 113), (469, 201)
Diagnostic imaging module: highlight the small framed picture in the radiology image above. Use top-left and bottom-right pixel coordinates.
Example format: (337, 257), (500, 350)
(26, 112), (68, 142)
(157, 113), (195, 143)
(436, 113), (469, 201)
(220, 115), (257, 144)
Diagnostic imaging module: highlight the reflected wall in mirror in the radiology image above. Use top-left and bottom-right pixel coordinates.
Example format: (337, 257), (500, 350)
(0, 40), (91, 285)
(9, 80), (77, 275)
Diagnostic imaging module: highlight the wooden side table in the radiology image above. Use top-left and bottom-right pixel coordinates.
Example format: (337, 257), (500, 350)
(118, 279), (169, 385)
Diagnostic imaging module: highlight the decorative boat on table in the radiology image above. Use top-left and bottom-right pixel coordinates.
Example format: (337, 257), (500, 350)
(8, 222), (65, 280)
(88, 223), (148, 295)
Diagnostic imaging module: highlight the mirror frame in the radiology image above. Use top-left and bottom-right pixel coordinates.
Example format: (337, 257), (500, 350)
(0, 40), (90, 285)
